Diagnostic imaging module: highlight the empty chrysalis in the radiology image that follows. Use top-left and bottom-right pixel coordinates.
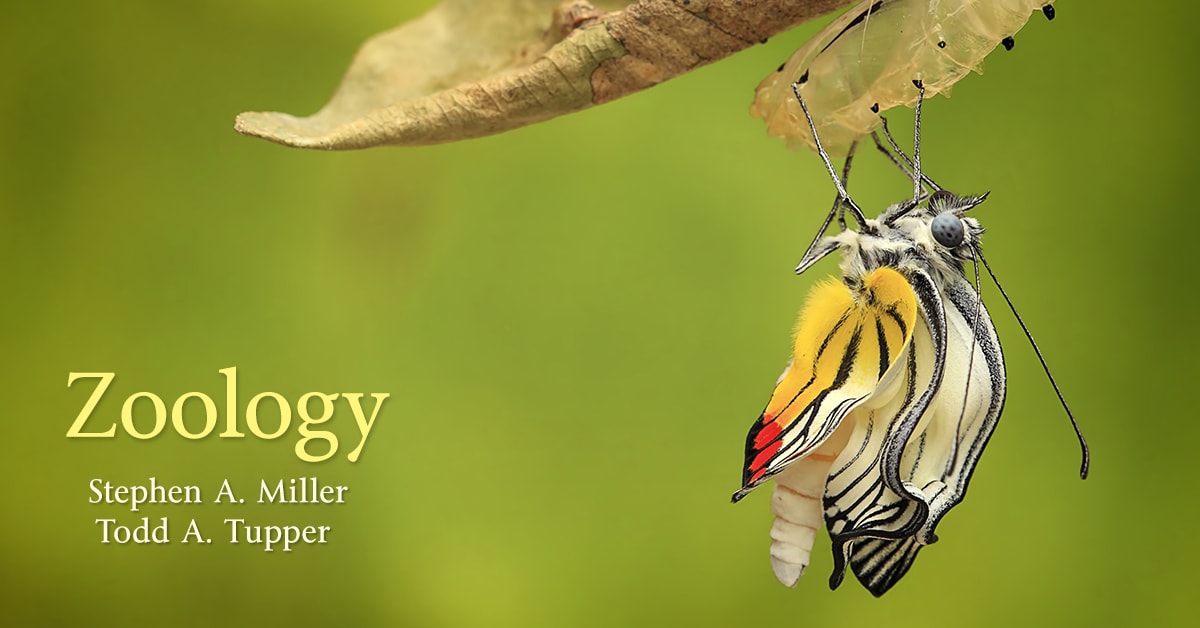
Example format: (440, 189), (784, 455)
(751, 0), (1058, 157)
(733, 80), (1089, 596)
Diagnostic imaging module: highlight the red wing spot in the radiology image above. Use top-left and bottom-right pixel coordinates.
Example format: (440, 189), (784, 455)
(753, 420), (782, 449)
(750, 440), (782, 471)
(761, 413), (775, 424)
(749, 468), (768, 484)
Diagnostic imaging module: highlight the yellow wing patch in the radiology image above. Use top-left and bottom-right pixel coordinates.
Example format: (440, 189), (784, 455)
(740, 267), (918, 491)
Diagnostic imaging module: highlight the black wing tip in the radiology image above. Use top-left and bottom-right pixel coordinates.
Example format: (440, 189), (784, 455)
(732, 478), (761, 502)
(855, 567), (905, 597)
(828, 538), (850, 590)
(827, 568), (845, 591)
(860, 569), (901, 597)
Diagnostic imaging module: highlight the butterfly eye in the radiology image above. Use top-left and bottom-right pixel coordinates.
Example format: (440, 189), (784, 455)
(931, 212), (965, 247)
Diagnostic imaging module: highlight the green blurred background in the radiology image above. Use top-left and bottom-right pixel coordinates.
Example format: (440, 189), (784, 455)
(1, 1), (1193, 626)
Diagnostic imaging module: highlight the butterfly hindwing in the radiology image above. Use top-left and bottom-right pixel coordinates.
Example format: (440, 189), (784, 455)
(848, 536), (923, 596)
(823, 267), (946, 590)
(899, 268), (1006, 544)
(833, 254), (1006, 596)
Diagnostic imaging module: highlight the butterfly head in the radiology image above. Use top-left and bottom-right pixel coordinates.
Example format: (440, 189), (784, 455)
(923, 189), (989, 263)
(798, 189), (989, 284)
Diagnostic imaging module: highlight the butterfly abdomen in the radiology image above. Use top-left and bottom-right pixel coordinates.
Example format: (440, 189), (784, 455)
(767, 426), (851, 587)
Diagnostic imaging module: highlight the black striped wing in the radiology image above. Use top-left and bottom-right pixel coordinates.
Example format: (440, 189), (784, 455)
(824, 268), (1006, 596)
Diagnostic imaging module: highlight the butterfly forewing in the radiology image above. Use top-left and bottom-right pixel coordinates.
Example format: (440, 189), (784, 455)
(737, 267), (919, 498)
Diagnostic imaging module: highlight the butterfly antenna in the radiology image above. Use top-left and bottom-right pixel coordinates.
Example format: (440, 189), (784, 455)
(911, 79), (925, 203)
(836, 141), (858, 230)
(873, 120), (942, 192)
(870, 130), (913, 180)
(792, 80), (867, 226)
(796, 141), (858, 267)
(977, 249), (1090, 479)
(948, 248), (986, 471)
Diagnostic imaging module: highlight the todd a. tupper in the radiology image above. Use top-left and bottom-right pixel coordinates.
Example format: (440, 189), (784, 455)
(259, 477), (348, 504)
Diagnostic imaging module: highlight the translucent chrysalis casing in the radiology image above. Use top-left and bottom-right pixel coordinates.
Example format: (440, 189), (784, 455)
(750, 0), (1057, 157)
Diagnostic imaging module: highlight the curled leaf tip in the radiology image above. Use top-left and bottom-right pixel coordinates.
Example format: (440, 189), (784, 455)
(235, 0), (856, 150)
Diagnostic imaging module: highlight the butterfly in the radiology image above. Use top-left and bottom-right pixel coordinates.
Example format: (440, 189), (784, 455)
(751, 0), (1058, 158)
(732, 79), (1088, 596)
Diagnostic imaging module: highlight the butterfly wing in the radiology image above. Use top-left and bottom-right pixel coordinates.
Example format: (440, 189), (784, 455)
(834, 270), (1006, 596)
(848, 536), (923, 595)
(735, 266), (919, 502)
(900, 274), (1006, 541)
(821, 267), (947, 592)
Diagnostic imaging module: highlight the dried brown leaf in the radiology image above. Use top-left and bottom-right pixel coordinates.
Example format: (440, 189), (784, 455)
(235, 0), (855, 150)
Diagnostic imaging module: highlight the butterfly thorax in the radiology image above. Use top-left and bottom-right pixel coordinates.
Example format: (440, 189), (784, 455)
(823, 204), (985, 298)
